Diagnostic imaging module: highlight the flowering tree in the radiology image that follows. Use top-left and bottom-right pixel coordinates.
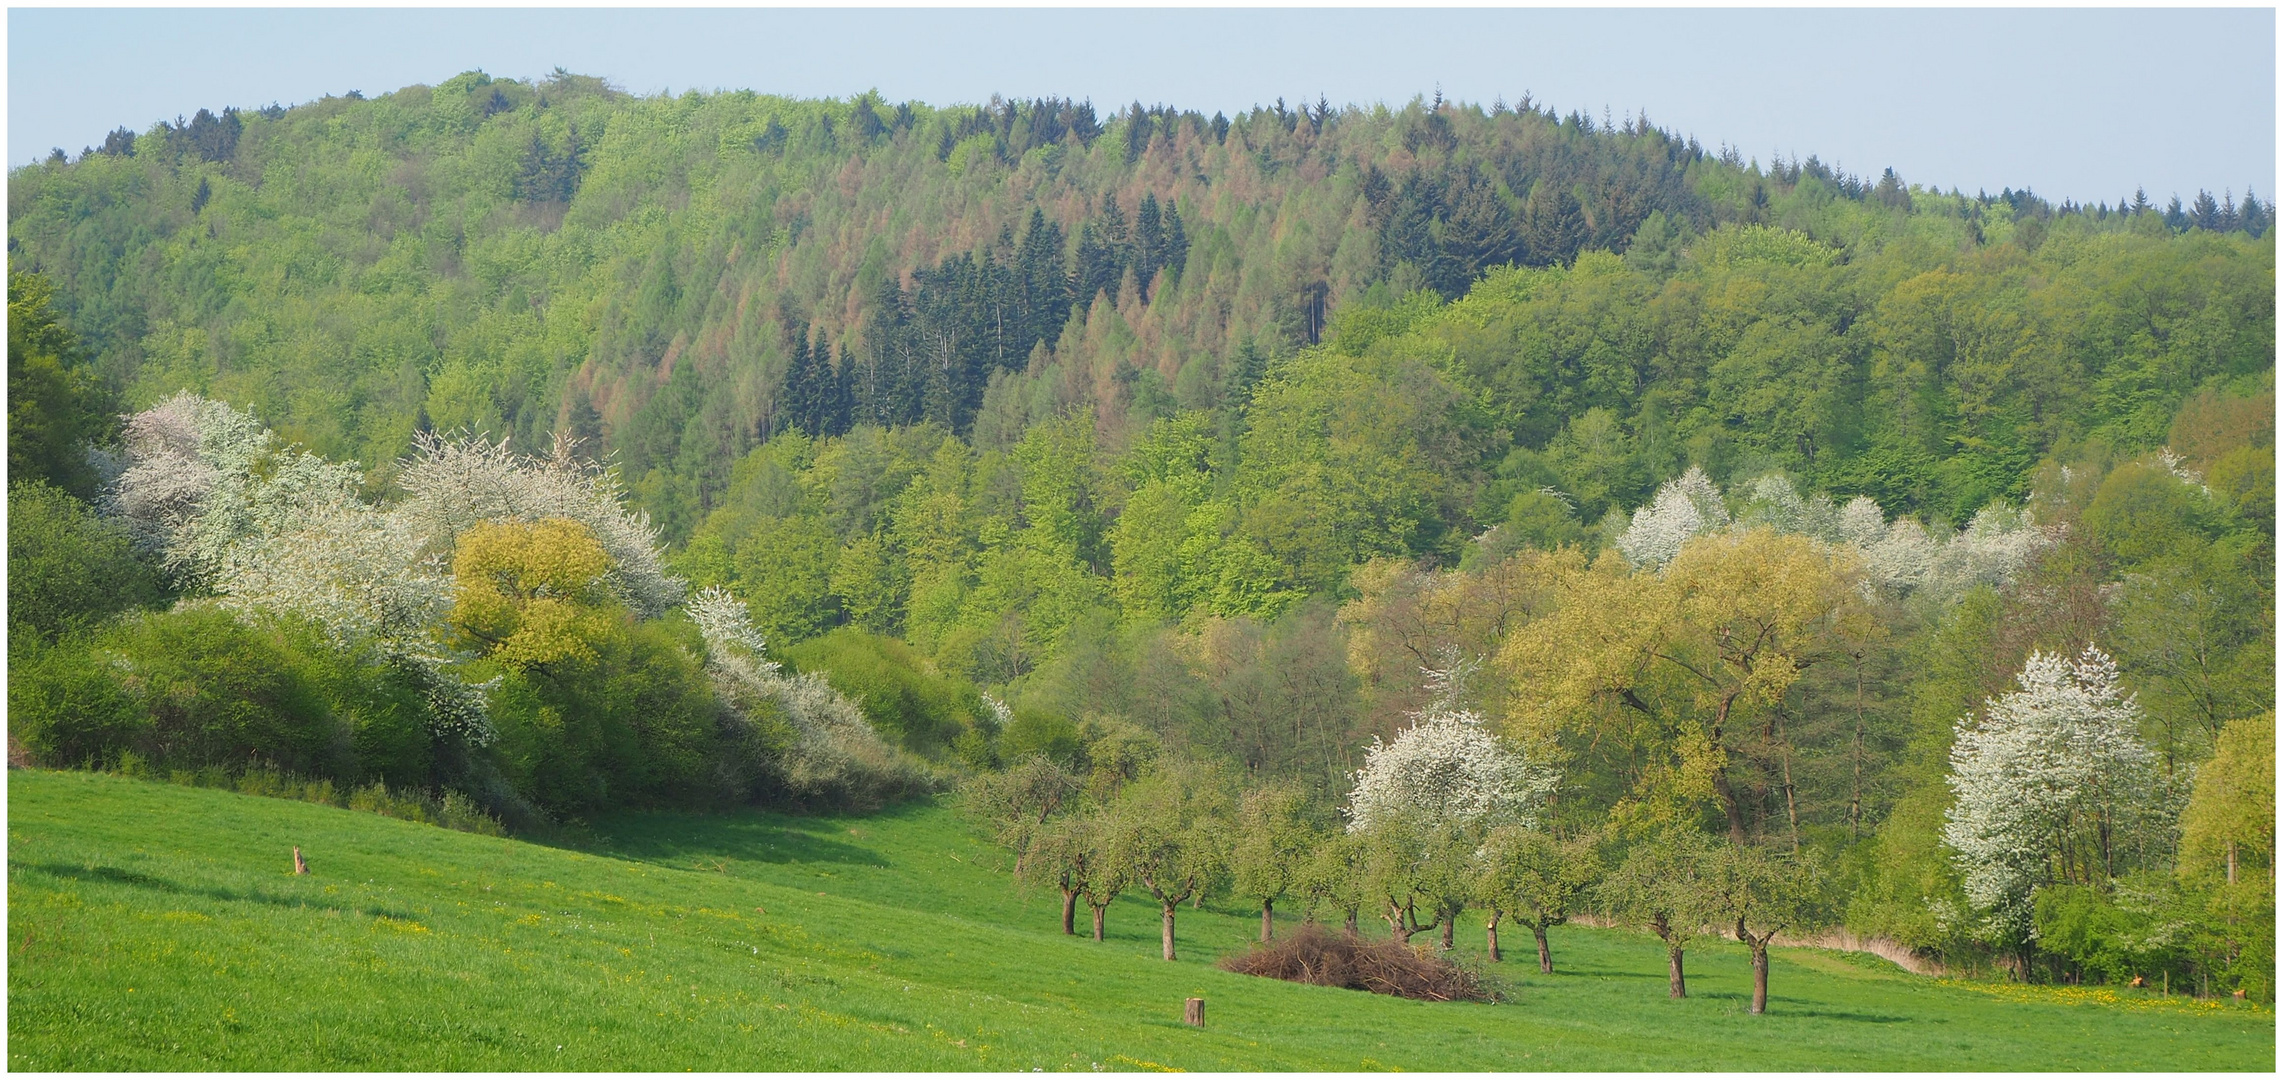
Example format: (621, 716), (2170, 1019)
(1616, 465), (1729, 570)
(1943, 646), (2163, 954)
(1345, 658), (1556, 947)
(1616, 467), (2046, 603)
(108, 392), (362, 588)
(1345, 658), (1557, 836)
(687, 586), (923, 807)
(397, 432), (681, 618)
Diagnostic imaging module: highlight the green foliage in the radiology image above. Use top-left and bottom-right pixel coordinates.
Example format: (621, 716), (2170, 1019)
(783, 627), (982, 757)
(7, 480), (162, 648)
(7, 606), (391, 779)
(7, 271), (115, 498)
(480, 615), (722, 818)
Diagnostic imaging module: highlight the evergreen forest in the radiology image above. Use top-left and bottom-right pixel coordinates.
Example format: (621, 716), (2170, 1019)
(9, 72), (2275, 1007)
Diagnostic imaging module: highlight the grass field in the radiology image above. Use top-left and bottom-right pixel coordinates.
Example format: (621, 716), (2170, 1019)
(7, 769), (2274, 1071)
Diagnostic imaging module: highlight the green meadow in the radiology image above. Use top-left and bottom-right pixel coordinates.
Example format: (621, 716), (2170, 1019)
(8, 770), (2272, 1071)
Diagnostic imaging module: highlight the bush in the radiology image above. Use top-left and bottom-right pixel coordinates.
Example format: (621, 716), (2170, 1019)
(1219, 922), (1495, 1002)
(784, 627), (982, 755)
(8, 480), (162, 648)
(483, 615), (723, 818)
(12, 606), (355, 776)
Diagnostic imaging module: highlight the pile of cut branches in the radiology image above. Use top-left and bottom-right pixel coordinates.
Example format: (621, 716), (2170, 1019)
(1219, 922), (1493, 1002)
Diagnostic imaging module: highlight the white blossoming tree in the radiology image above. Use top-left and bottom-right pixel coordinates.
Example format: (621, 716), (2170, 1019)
(1942, 646), (2164, 956)
(1345, 656), (1558, 945)
(1615, 465), (2048, 604)
(687, 586), (927, 808)
(397, 432), (682, 618)
(1616, 465), (1730, 570)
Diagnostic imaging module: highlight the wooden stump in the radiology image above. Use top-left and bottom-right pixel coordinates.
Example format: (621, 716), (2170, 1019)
(1182, 998), (1204, 1028)
(292, 847), (308, 875)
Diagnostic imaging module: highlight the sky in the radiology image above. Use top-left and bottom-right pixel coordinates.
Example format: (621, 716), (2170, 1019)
(7, 7), (2275, 205)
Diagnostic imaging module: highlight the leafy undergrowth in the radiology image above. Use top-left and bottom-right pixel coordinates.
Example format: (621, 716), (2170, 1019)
(8, 770), (2274, 1071)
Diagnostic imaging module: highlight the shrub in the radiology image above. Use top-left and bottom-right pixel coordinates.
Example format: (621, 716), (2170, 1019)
(1218, 922), (1495, 1002)
(16, 606), (354, 776)
(8, 480), (162, 648)
(483, 615), (723, 818)
(784, 627), (982, 755)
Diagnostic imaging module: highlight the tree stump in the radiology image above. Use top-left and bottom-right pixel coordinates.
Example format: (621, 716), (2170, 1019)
(1182, 998), (1204, 1028)
(293, 847), (308, 875)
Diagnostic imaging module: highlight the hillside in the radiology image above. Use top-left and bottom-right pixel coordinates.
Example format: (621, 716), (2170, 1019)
(8, 770), (2272, 1071)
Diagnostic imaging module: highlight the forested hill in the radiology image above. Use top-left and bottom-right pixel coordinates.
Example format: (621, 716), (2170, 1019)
(9, 71), (2272, 543)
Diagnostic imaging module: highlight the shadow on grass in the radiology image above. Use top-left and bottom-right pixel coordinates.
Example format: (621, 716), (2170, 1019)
(561, 806), (907, 871)
(15, 861), (419, 921)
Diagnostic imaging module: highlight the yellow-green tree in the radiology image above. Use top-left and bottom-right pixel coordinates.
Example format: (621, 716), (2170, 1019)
(2180, 715), (2276, 887)
(451, 517), (616, 670)
(1501, 528), (1877, 841)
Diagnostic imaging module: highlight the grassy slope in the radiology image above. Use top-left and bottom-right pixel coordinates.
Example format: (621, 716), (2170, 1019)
(7, 770), (2272, 1071)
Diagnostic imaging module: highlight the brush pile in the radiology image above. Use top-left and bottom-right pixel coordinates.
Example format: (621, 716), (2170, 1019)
(1218, 923), (1493, 1002)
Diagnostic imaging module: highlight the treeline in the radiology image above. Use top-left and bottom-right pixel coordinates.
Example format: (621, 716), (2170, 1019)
(11, 72), (2270, 545)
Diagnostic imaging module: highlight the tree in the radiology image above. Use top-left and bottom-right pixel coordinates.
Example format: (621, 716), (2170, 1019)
(1599, 828), (1723, 998)
(1475, 824), (1602, 972)
(7, 270), (116, 499)
(8, 480), (162, 649)
(450, 517), (618, 671)
(1105, 760), (1231, 960)
(962, 753), (1082, 875)
(1346, 658), (1556, 835)
(1298, 828), (1369, 934)
(1020, 809), (1107, 936)
(1709, 844), (1829, 1014)
(1503, 527), (1875, 842)
(1942, 647), (2163, 961)
(1358, 815), (1475, 946)
(1230, 781), (1313, 941)
(2179, 715), (2275, 887)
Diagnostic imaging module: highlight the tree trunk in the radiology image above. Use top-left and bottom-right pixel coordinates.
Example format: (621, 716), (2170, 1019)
(1091, 904), (1107, 941)
(1344, 909), (1358, 935)
(1485, 909), (1502, 962)
(1160, 902), (1178, 961)
(1440, 912), (1455, 951)
(1062, 889), (1078, 936)
(1261, 898), (1274, 943)
(1668, 947), (1687, 999)
(1535, 923), (1553, 974)
(1749, 943), (1769, 1014)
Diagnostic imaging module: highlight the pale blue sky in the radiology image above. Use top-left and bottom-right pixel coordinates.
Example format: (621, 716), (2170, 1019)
(9, 8), (2275, 204)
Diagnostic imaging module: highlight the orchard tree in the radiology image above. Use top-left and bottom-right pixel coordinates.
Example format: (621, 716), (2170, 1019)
(1358, 816), (1475, 946)
(963, 753), (1083, 874)
(1230, 780), (1313, 941)
(1299, 828), (1369, 934)
(1071, 811), (1132, 940)
(1942, 646), (2162, 958)
(1022, 810), (1112, 937)
(1600, 828), (1723, 998)
(1106, 760), (1232, 960)
(1475, 824), (1602, 971)
(1710, 844), (1829, 1014)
